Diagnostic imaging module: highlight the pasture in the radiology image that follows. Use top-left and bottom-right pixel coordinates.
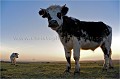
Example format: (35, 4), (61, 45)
(1, 60), (119, 79)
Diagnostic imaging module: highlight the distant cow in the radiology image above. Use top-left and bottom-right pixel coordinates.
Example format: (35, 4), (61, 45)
(39, 4), (113, 74)
(10, 53), (19, 65)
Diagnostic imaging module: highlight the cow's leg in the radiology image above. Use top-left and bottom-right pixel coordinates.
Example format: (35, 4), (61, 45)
(73, 48), (80, 74)
(109, 49), (114, 69)
(101, 31), (113, 70)
(11, 60), (13, 65)
(13, 58), (16, 65)
(101, 43), (111, 70)
(73, 39), (80, 74)
(64, 48), (71, 72)
(10, 58), (14, 65)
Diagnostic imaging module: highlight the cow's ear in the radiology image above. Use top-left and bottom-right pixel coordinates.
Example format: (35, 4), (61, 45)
(61, 4), (69, 16)
(39, 9), (48, 18)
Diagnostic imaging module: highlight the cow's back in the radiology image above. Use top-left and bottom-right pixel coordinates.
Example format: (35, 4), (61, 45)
(79, 21), (110, 37)
(62, 16), (111, 42)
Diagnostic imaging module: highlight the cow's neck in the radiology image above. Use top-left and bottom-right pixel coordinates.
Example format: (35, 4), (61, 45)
(56, 16), (72, 33)
(56, 24), (63, 37)
(56, 16), (78, 43)
(56, 16), (68, 36)
(56, 16), (81, 37)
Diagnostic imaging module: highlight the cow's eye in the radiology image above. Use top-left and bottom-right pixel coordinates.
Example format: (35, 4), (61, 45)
(47, 13), (52, 21)
(57, 12), (61, 19)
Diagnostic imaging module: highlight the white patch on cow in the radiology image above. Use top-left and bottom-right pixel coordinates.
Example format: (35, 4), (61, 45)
(80, 39), (99, 51)
(81, 30), (88, 36)
(46, 5), (63, 26)
(73, 37), (80, 57)
(59, 35), (73, 50)
(80, 37), (107, 51)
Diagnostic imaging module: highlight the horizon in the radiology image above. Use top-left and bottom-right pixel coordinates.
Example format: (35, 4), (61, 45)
(1, 59), (119, 62)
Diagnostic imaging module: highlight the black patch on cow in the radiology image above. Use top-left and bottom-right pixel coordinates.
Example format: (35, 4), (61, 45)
(15, 53), (17, 55)
(58, 16), (111, 43)
(61, 6), (69, 16)
(57, 12), (61, 19)
(66, 56), (71, 71)
(47, 13), (52, 21)
(39, 9), (48, 18)
(66, 56), (71, 65)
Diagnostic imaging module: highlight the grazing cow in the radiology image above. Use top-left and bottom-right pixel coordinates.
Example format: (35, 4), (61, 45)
(10, 53), (19, 65)
(38, 4), (113, 73)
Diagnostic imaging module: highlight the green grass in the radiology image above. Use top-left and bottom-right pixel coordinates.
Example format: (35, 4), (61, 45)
(1, 60), (119, 79)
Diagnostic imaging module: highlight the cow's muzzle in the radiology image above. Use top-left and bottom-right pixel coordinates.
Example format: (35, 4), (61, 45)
(48, 20), (59, 28)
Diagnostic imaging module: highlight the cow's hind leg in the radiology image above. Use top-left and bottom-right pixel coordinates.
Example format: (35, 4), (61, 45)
(64, 48), (71, 72)
(11, 58), (14, 65)
(101, 43), (113, 70)
(109, 49), (114, 69)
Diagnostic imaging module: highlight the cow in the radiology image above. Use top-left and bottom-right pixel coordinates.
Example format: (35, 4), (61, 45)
(10, 53), (19, 65)
(38, 4), (113, 74)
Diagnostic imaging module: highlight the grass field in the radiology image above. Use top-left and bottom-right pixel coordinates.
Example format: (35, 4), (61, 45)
(1, 60), (119, 79)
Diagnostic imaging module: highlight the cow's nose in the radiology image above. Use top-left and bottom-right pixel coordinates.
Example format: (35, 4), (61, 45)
(49, 20), (57, 25)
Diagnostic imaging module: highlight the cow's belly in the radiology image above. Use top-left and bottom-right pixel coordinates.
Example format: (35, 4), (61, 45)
(80, 40), (101, 51)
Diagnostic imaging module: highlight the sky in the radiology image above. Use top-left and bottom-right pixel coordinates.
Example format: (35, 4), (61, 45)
(1, 0), (120, 62)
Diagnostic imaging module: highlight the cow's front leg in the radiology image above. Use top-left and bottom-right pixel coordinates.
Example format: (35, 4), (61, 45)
(73, 50), (80, 74)
(11, 58), (14, 65)
(13, 58), (16, 65)
(64, 48), (71, 72)
(73, 45), (80, 74)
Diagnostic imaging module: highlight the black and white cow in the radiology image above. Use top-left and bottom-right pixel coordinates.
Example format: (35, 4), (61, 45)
(10, 53), (19, 65)
(39, 4), (113, 73)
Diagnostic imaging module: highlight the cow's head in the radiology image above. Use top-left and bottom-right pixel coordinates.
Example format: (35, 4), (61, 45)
(14, 53), (19, 58)
(39, 4), (69, 30)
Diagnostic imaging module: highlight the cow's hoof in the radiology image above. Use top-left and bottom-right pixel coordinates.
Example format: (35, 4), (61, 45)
(109, 67), (114, 69)
(102, 68), (108, 72)
(15, 65), (18, 67)
(74, 71), (80, 75)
